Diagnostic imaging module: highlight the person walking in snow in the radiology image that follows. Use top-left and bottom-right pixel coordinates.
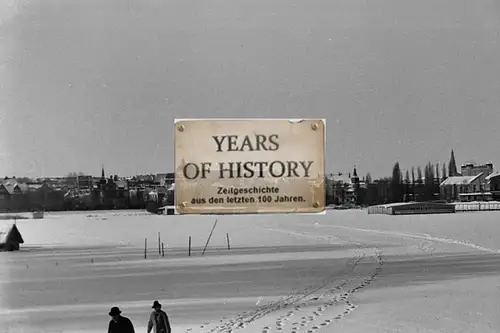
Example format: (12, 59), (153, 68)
(107, 306), (135, 333)
(147, 300), (172, 333)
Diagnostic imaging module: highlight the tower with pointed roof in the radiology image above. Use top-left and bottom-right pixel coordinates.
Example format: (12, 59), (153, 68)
(100, 164), (107, 186)
(351, 165), (360, 204)
(448, 150), (458, 177)
(98, 164), (107, 207)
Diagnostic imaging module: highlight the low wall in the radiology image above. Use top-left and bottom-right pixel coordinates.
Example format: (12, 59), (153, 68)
(454, 202), (500, 212)
(368, 202), (455, 215)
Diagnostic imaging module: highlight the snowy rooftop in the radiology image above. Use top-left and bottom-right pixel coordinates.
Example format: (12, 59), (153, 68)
(440, 174), (482, 186)
(0, 223), (24, 245)
(485, 172), (500, 181)
(373, 202), (418, 208)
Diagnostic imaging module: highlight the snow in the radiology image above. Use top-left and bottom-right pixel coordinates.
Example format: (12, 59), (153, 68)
(2, 209), (500, 332)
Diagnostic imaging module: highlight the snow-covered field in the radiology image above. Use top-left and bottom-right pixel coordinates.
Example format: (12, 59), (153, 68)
(2, 209), (500, 333)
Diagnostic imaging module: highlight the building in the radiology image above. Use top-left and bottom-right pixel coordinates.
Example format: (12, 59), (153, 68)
(452, 162), (494, 201)
(0, 179), (28, 211)
(76, 175), (93, 189)
(95, 167), (130, 209)
(460, 162), (493, 180)
(113, 179), (130, 209)
(485, 172), (500, 200)
(438, 161), (495, 202)
(325, 167), (359, 205)
(0, 224), (24, 251)
(154, 173), (175, 187)
(368, 202), (455, 215)
(26, 183), (65, 211)
(64, 188), (93, 210)
(440, 174), (489, 202)
(351, 166), (360, 204)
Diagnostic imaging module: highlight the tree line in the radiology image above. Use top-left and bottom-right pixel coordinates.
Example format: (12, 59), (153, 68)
(361, 152), (458, 205)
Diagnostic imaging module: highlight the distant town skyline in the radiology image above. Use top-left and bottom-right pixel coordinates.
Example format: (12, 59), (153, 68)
(2, 0), (499, 179)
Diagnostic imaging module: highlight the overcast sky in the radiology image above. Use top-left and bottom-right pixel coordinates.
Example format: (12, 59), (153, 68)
(1, 0), (499, 179)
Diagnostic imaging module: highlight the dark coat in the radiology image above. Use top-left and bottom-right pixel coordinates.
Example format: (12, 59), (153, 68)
(147, 309), (171, 333)
(108, 315), (135, 333)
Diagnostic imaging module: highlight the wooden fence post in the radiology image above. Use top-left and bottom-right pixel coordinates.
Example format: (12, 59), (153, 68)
(158, 232), (161, 256)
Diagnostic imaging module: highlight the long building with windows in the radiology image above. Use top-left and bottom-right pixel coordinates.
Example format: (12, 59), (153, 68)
(440, 162), (495, 202)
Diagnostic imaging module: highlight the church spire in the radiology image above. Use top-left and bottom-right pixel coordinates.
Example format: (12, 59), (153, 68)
(448, 150), (457, 177)
(351, 165), (360, 205)
(101, 164), (105, 179)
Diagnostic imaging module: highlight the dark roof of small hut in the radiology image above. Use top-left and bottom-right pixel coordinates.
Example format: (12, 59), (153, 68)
(0, 224), (24, 245)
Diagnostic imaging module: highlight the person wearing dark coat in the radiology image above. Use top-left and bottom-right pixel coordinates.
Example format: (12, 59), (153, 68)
(108, 306), (135, 333)
(147, 301), (172, 333)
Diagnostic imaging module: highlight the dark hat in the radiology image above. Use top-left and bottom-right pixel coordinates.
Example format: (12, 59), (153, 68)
(109, 307), (122, 316)
(152, 300), (162, 308)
